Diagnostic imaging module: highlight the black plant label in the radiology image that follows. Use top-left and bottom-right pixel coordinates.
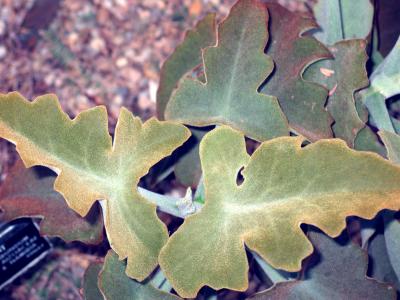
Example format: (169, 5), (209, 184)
(0, 218), (52, 290)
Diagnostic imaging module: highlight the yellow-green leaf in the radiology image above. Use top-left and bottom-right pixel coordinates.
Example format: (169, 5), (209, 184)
(165, 0), (288, 142)
(0, 92), (190, 281)
(159, 126), (400, 298)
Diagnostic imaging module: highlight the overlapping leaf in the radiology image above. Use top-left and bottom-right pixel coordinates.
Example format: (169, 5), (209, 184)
(156, 14), (216, 120)
(364, 36), (400, 101)
(304, 39), (369, 146)
(83, 262), (104, 300)
(99, 250), (180, 300)
(0, 92), (190, 280)
(378, 131), (400, 281)
(0, 159), (103, 244)
(250, 230), (395, 299)
(261, 3), (332, 141)
(354, 99), (386, 156)
(311, 0), (374, 45)
(368, 229), (400, 292)
(159, 126), (400, 298)
(165, 0), (288, 142)
(174, 127), (207, 187)
(360, 36), (400, 132)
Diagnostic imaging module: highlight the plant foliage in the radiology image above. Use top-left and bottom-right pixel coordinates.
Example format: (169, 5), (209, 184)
(0, 0), (400, 298)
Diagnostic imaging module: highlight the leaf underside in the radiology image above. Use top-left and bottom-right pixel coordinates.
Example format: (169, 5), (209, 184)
(0, 92), (190, 281)
(261, 3), (333, 142)
(156, 14), (216, 120)
(250, 230), (395, 300)
(304, 39), (369, 147)
(0, 159), (103, 244)
(159, 126), (400, 298)
(165, 0), (289, 142)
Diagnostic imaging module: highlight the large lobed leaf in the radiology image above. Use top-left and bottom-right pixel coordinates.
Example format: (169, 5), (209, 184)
(0, 159), (103, 244)
(159, 126), (400, 298)
(304, 39), (369, 147)
(250, 230), (396, 299)
(156, 14), (216, 120)
(261, 3), (333, 142)
(0, 92), (190, 281)
(165, 0), (288, 142)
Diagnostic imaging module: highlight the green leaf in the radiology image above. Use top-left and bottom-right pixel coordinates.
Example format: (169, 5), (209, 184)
(165, 0), (289, 142)
(367, 36), (400, 100)
(354, 99), (386, 157)
(159, 126), (400, 298)
(250, 230), (396, 299)
(354, 126), (386, 157)
(261, 3), (333, 142)
(156, 14), (216, 120)
(359, 37), (400, 133)
(174, 127), (207, 187)
(99, 250), (180, 300)
(380, 131), (400, 164)
(83, 262), (104, 300)
(312, 0), (374, 45)
(377, 130), (400, 281)
(368, 228), (400, 291)
(304, 39), (369, 147)
(0, 92), (190, 281)
(0, 159), (103, 244)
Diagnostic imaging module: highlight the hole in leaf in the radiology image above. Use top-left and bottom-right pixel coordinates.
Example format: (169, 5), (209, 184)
(301, 140), (310, 148)
(236, 167), (245, 186)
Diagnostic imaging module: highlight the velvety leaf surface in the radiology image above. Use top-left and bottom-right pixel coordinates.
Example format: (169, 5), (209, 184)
(165, 0), (288, 142)
(312, 0), (374, 45)
(0, 159), (103, 244)
(0, 92), (190, 281)
(261, 3), (332, 142)
(304, 39), (369, 146)
(83, 262), (104, 300)
(156, 14), (216, 120)
(99, 250), (180, 300)
(159, 126), (400, 298)
(250, 230), (396, 300)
